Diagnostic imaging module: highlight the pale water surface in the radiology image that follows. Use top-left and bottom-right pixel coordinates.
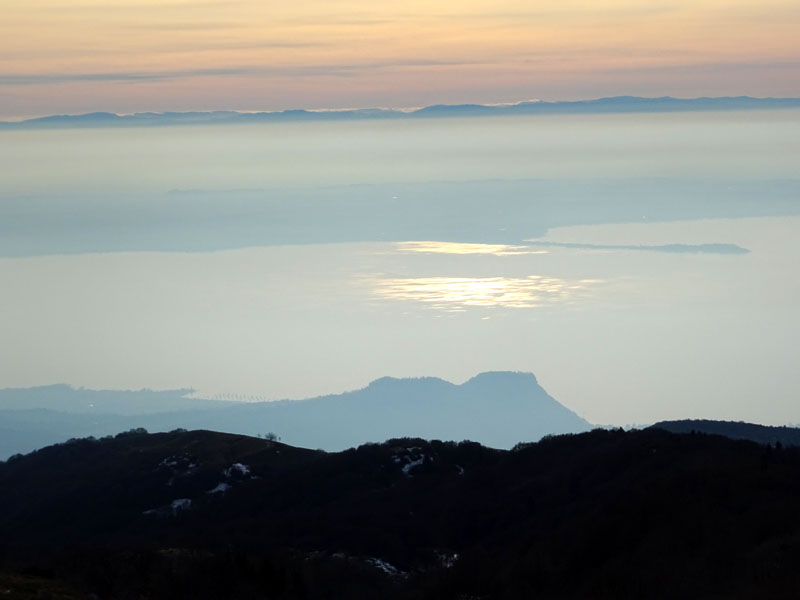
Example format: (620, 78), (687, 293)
(1, 110), (798, 426)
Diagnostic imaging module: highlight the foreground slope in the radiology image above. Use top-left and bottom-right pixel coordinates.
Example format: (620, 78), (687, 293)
(2, 427), (800, 599)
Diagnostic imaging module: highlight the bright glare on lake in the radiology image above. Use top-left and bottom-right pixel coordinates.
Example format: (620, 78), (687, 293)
(1, 109), (799, 426)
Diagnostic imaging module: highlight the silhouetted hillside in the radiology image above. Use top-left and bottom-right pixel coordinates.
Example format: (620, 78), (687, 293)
(0, 571), (91, 600)
(651, 419), (800, 446)
(0, 372), (591, 458)
(2, 427), (800, 599)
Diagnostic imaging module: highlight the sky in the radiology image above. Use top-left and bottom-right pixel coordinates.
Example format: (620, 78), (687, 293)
(2, 0), (800, 119)
(1, 2), (799, 430)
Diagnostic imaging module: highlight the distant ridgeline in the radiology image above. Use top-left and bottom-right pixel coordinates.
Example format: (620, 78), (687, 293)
(651, 419), (800, 447)
(0, 372), (591, 459)
(3, 378), (799, 460)
(3, 96), (800, 129)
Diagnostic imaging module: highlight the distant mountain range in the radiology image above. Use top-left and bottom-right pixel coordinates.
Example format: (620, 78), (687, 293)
(4, 376), (798, 461)
(3, 96), (800, 128)
(2, 427), (800, 598)
(0, 372), (592, 459)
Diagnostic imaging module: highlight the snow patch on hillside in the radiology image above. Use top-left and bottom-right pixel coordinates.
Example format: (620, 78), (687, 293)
(223, 463), (250, 477)
(207, 482), (231, 494)
(392, 447), (427, 476)
(366, 557), (407, 578)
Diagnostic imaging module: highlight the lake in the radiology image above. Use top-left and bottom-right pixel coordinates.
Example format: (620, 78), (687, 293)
(1, 109), (799, 426)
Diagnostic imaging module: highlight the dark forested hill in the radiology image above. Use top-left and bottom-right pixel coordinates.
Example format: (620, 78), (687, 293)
(651, 419), (800, 447)
(1, 427), (799, 599)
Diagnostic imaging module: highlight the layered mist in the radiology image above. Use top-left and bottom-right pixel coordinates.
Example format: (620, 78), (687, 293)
(1, 108), (799, 428)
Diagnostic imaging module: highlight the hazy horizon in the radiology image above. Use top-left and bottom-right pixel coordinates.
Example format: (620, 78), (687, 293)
(2, 109), (799, 428)
(4, 0), (800, 120)
(3, 0), (800, 434)
(3, 95), (800, 125)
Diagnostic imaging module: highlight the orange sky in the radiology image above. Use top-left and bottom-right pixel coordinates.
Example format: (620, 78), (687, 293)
(2, 0), (799, 118)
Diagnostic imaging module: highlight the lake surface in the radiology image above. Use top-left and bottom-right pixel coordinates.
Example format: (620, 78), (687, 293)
(1, 110), (799, 426)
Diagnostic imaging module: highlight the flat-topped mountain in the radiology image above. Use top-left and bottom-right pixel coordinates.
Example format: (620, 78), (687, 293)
(2, 427), (800, 599)
(0, 372), (591, 459)
(274, 371), (590, 449)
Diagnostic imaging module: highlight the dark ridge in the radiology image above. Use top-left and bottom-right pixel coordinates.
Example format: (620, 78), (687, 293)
(2, 427), (800, 598)
(651, 418), (800, 446)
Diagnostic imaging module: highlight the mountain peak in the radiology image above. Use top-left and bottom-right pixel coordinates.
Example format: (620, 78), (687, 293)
(462, 371), (539, 386)
(365, 371), (539, 390)
(0, 372), (590, 457)
(365, 375), (453, 390)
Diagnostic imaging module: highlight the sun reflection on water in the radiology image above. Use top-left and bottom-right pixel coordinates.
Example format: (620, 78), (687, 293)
(373, 276), (600, 311)
(396, 241), (546, 256)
